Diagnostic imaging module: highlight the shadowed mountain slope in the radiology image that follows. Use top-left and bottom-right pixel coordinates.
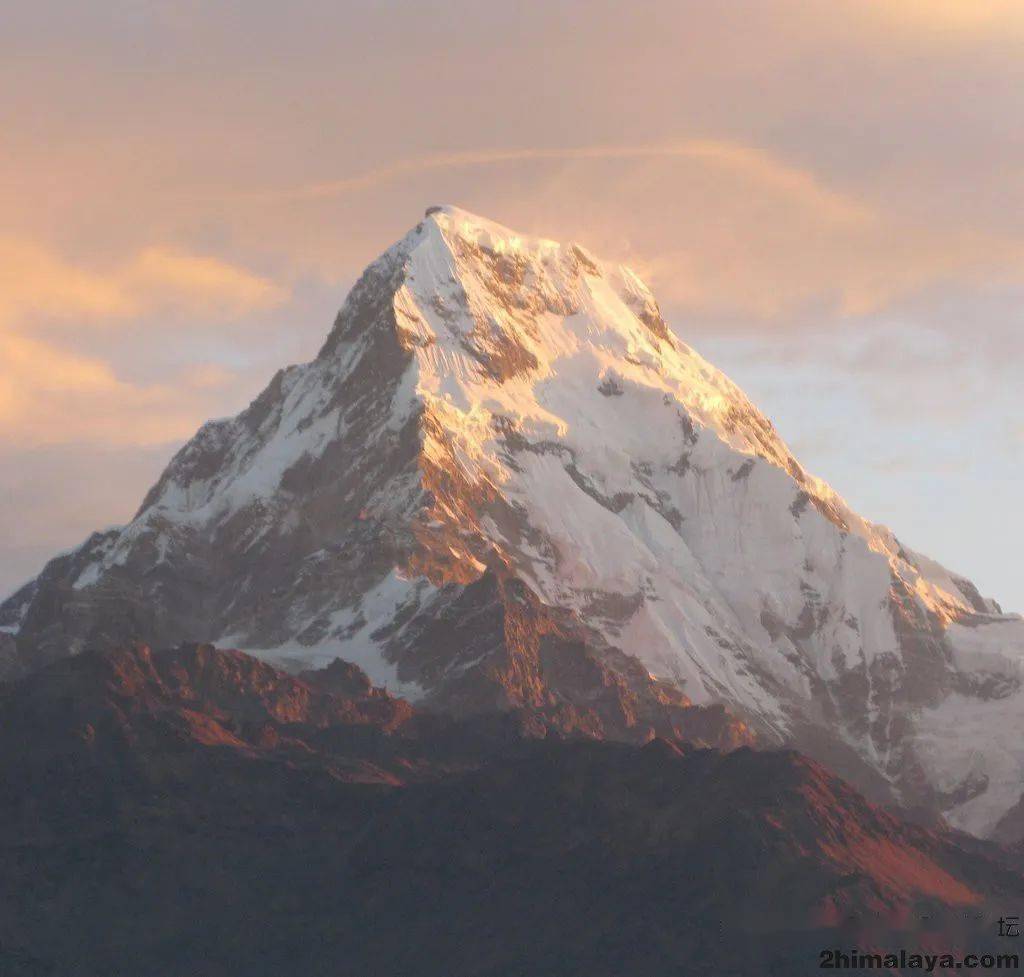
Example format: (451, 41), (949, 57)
(1, 643), (1020, 976)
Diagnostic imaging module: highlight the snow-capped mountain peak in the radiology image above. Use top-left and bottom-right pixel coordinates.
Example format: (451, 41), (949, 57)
(3, 206), (1022, 838)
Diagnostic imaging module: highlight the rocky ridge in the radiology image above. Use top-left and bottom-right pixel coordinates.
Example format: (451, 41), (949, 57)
(1, 642), (1020, 977)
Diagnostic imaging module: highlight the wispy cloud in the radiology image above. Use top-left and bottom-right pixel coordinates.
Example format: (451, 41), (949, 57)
(0, 331), (242, 446)
(283, 139), (874, 229)
(0, 237), (287, 329)
(868, 0), (1024, 35)
(0, 237), (287, 446)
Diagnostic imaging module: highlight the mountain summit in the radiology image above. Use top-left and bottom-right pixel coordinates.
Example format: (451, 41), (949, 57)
(3, 205), (1022, 835)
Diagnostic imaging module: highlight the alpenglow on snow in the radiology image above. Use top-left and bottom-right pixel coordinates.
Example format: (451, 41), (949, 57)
(3, 206), (1023, 838)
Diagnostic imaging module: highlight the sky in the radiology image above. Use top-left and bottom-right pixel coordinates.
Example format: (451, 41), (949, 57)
(1, 0), (1021, 611)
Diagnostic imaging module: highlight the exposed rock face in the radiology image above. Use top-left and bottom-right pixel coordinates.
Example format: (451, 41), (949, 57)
(0, 632), (16, 676)
(0, 642), (416, 776)
(2, 206), (1022, 835)
(1, 644), (1020, 977)
(381, 570), (752, 748)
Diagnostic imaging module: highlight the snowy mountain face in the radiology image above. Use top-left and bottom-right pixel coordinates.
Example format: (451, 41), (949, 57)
(3, 206), (1023, 836)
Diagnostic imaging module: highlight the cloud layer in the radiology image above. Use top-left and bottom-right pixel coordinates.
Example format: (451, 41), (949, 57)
(0, 237), (285, 445)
